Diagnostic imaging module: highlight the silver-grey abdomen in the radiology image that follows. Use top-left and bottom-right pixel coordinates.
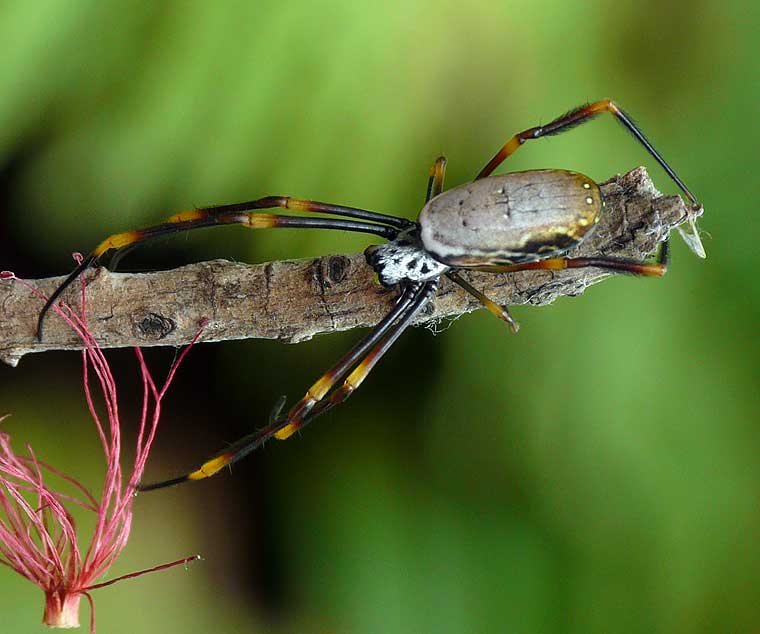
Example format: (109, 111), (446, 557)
(419, 169), (602, 266)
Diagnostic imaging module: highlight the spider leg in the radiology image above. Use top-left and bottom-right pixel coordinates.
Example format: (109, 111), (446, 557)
(37, 196), (410, 340)
(472, 237), (670, 277)
(446, 270), (519, 333)
(275, 278), (438, 439)
(185, 196), (413, 229)
(425, 156), (447, 203)
(138, 279), (438, 491)
(476, 100), (700, 210)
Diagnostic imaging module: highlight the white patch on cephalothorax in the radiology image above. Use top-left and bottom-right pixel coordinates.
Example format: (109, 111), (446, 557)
(365, 242), (448, 286)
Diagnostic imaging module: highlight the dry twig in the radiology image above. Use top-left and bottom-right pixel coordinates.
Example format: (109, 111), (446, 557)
(1, 168), (696, 367)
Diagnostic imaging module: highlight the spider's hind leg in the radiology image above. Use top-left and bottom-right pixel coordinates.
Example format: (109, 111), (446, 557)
(138, 279), (439, 491)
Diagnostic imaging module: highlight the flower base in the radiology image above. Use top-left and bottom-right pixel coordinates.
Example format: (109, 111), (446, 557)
(43, 591), (82, 629)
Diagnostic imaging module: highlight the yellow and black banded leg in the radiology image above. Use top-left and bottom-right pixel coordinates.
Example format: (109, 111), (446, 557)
(474, 237), (671, 278)
(37, 196), (412, 339)
(476, 99), (701, 209)
(446, 270), (519, 333)
(272, 281), (429, 439)
(425, 156), (447, 203)
(138, 280), (437, 491)
(169, 196), (414, 229)
(276, 278), (439, 439)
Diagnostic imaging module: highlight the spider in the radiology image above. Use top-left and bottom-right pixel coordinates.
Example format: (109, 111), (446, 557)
(36, 100), (702, 491)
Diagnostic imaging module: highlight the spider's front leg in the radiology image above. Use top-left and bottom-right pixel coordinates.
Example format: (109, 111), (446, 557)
(36, 196), (411, 339)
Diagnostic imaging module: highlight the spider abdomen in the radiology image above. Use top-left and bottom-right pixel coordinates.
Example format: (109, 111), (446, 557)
(419, 169), (602, 266)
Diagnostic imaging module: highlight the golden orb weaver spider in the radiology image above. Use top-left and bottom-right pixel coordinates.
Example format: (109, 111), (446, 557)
(36, 100), (703, 491)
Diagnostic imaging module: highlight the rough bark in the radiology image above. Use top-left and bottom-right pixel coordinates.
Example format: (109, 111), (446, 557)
(1, 167), (698, 367)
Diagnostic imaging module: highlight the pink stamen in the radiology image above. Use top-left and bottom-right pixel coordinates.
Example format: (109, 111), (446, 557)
(0, 260), (205, 632)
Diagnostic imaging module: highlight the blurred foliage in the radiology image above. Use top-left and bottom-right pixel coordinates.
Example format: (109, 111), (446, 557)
(0, 1), (758, 632)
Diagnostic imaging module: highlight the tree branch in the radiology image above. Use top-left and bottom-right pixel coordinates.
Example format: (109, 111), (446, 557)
(1, 167), (698, 367)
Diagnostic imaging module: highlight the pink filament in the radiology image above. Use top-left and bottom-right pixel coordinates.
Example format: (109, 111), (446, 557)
(0, 261), (204, 632)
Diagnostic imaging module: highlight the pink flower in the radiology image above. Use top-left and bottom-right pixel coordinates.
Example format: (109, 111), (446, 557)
(0, 264), (203, 632)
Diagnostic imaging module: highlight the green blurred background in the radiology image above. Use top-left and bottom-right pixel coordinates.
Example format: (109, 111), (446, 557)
(1, 1), (758, 632)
